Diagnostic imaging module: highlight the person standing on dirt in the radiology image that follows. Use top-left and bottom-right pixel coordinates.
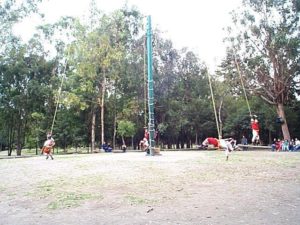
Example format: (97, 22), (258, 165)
(41, 132), (55, 160)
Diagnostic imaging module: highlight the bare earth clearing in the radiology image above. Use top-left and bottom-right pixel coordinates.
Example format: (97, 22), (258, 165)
(0, 151), (300, 225)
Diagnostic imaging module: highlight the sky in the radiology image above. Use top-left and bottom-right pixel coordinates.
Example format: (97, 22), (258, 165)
(15, 0), (243, 70)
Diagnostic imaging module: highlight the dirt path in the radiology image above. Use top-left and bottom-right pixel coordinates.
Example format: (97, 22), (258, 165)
(0, 151), (299, 225)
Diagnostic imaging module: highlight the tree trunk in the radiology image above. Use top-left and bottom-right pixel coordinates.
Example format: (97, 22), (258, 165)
(113, 81), (117, 149)
(276, 103), (291, 141)
(218, 99), (223, 138)
(91, 108), (96, 152)
(113, 114), (117, 149)
(63, 134), (67, 153)
(121, 136), (125, 146)
(8, 125), (13, 156)
(167, 142), (172, 149)
(35, 136), (39, 155)
(100, 74), (106, 146)
(16, 123), (22, 156)
(268, 129), (272, 145)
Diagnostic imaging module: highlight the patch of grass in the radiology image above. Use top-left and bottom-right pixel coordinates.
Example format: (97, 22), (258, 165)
(29, 175), (105, 210)
(48, 192), (102, 210)
(36, 175), (104, 194)
(0, 186), (6, 192)
(124, 194), (152, 205)
(7, 192), (17, 197)
(34, 183), (56, 199)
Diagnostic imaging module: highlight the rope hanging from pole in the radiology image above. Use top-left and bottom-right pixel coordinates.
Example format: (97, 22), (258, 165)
(233, 51), (252, 117)
(50, 57), (68, 134)
(207, 70), (221, 139)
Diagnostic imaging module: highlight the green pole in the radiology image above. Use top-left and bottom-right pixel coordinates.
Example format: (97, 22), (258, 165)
(147, 16), (155, 155)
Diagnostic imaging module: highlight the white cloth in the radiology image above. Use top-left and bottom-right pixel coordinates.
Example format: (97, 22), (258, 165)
(252, 130), (259, 143)
(44, 138), (55, 147)
(219, 139), (234, 157)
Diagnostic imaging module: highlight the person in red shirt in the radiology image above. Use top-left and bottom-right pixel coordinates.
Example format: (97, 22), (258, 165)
(251, 116), (260, 144)
(201, 137), (236, 161)
(144, 127), (149, 140)
(202, 137), (220, 148)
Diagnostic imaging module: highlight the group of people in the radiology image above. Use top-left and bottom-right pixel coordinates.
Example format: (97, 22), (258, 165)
(250, 114), (300, 152)
(271, 138), (300, 152)
(101, 142), (113, 152)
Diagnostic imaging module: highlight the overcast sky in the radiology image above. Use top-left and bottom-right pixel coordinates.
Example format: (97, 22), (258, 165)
(15, 0), (243, 70)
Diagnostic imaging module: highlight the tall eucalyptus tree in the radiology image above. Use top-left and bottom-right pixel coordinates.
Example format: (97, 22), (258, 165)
(67, 4), (143, 151)
(224, 0), (300, 140)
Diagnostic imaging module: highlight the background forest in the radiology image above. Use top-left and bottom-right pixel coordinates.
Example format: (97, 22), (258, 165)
(0, 0), (299, 155)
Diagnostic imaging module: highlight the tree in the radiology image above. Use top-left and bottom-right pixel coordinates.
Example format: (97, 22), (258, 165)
(150, 32), (212, 148)
(224, 0), (300, 140)
(65, 4), (143, 151)
(0, 0), (42, 53)
(0, 0), (46, 155)
(117, 120), (136, 147)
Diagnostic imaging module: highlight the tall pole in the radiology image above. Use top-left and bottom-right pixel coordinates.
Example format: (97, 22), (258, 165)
(146, 16), (155, 155)
(143, 36), (147, 127)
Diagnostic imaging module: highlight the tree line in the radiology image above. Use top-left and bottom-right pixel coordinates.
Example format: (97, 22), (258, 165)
(0, 0), (299, 155)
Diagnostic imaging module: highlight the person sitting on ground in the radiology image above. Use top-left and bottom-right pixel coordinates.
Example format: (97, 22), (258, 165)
(275, 139), (282, 151)
(271, 138), (277, 151)
(41, 133), (55, 160)
(282, 139), (289, 151)
(241, 135), (248, 151)
(294, 138), (300, 151)
(101, 142), (112, 152)
(121, 144), (127, 153)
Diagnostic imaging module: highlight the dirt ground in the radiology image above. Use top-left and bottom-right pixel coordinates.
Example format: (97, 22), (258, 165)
(0, 150), (300, 225)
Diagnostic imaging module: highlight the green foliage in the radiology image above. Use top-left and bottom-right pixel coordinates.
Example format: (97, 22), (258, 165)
(117, 120), (136, 138)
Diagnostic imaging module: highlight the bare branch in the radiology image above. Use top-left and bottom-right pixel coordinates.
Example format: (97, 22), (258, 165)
(259, 94), (276, 105)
